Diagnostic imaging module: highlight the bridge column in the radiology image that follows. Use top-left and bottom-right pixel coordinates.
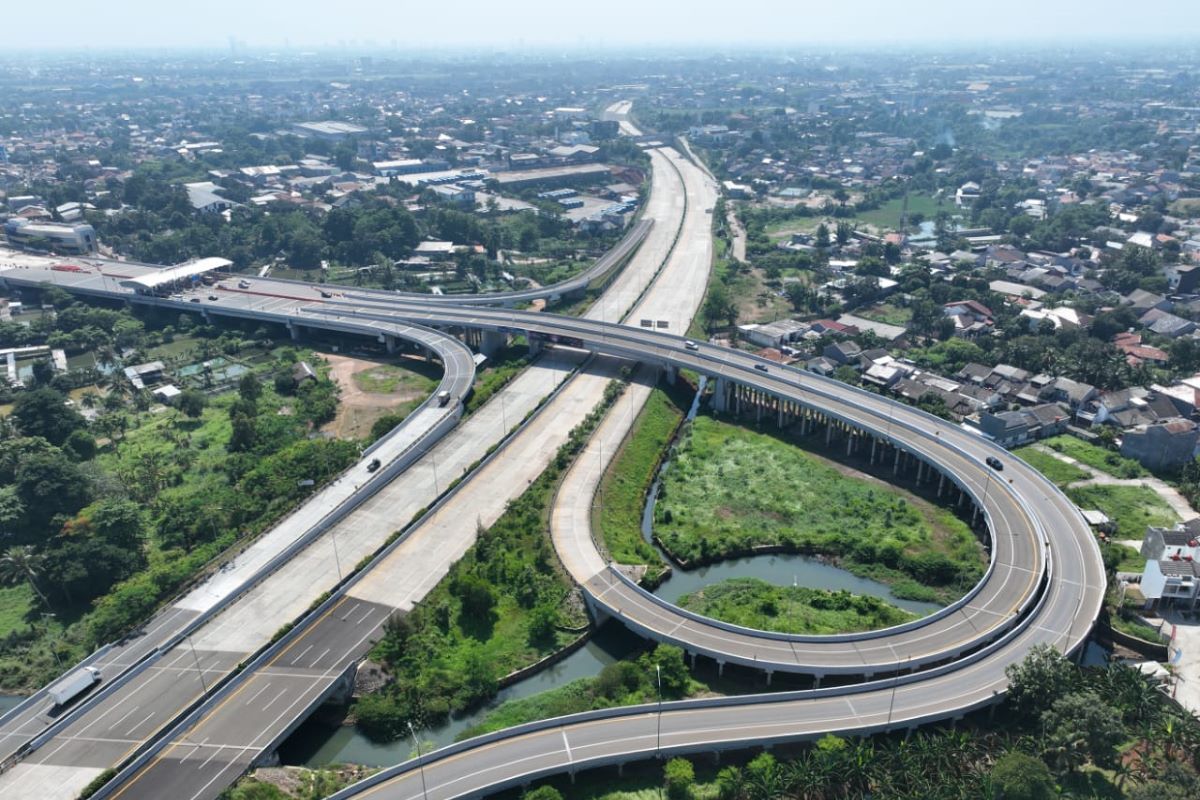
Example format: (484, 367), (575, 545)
(938, 474), (945, 497)
(288, 321), (302, 341)
(870, 438), (878, 465)
(825, 423), (833, 446)
(712, 377), (728, 413)
(846, 434), (853, 457)
(893, 449), (901, 475)
(380, 334), (397, 354)
(527, 335), (543, 357)
(480, 330), (507, 358)
(664, 364), (677, 385)
(777, 405), (784, 428)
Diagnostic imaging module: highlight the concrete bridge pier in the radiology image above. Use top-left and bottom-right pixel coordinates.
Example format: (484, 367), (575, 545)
(480, 329), (507, 358)
(527, 335), (543, 357)
(711, 377), (729, 412)
(287, 321), (302, 341)
(664, 364), (677, 385)
(938, 474), (946, 497)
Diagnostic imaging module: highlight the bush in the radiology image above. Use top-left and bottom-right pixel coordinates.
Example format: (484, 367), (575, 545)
(521, 787), (564, 800)
(664, 757), (695, 800)
(990, 751), (1055, 799)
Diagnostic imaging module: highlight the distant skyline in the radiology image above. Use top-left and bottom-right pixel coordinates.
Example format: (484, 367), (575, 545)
(7, 1), (1200, 52)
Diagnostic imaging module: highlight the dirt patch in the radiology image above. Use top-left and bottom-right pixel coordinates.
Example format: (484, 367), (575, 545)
(321, 352), (437, 440)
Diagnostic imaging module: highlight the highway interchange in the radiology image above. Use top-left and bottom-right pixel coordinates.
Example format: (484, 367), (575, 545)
(0, 102), (1106, 800)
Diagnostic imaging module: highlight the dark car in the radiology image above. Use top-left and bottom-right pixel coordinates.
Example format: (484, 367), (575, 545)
(754, 363), (769, 373)
(367, 458), (382, 473)
(986, 456), (1004, 471)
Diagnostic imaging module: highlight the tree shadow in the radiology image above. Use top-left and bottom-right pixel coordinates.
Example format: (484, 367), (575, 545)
(457, 607), (498, 641)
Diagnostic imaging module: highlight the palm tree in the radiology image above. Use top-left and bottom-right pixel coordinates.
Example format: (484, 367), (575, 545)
(0, 545), (50, 608)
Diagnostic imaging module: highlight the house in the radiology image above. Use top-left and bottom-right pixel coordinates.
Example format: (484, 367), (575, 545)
(1140, 558), (1200, 610)
(976, 403), (1070, 447)
(1139, 308), (1196, 338)
(1141, 522), (1200, 562)
(836, 314), (906, 344)
(123, 361), (165, 390)
(1125, 289), (1172, 314)
(1042, 377), (1097, 409)
(1120, 418), (1200, 470)
(184, 182), (236, 214)
(942, 300), (994, 336)
(823, 341), (863, 365)
(292, 361), (318, 383)
(739, 319), (807, 348)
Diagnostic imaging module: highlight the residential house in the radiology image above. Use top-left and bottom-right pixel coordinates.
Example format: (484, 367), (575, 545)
(1120, 418), (1200, 470)
(976, 404), (1070, 447)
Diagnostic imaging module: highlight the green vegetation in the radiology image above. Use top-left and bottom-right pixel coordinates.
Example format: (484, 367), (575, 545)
(1110, 612), (1164, 643)
(1109, 543), (1146, 574)
(352, 380), (627, 741)
(223, 766), (377, 800)
(1012, 445), (1090, 486)
(676, 577), (918, 635)
(0, 295), (361, 690)
(1065, 485), (1177, 538)
(519, 647), (1200, 800)
(459, 644), (695, 740)
(596, 385), (687, 571)
(352, 361), (439, 395)
(655, 415), (983, 602)
(1043, 435), (1148, 479)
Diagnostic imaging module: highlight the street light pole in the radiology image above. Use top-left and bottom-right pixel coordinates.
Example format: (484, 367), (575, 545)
(187, 635), (209, 693)
(408, 721), (430, 800)
(655, 664), (663, 757)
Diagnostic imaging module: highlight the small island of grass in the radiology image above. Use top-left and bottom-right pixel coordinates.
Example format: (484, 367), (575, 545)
(676, 577), (919, 635)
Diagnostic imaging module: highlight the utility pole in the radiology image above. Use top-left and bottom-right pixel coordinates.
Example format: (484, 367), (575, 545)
(408, 721), (430, 800)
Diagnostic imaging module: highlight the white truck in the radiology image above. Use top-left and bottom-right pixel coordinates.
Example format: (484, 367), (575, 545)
(47, 666), (101, 707)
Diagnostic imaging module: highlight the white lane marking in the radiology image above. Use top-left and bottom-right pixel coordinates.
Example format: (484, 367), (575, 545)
(125, 712), (155, 737)
(341, 603), (361, 621)
(290, 644), (314, 666)
(562, 729), (572, 763)
(310, 648), (331, 668)
(357, 607), (375, 625)
(197, 744), (224, 771)
(107, 706), (139, 732)
(261, 688), (289, 712)
(246, 682), (272, 705)
(179, 737), (209, 764)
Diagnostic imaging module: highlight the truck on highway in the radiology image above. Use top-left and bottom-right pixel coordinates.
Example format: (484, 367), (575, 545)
(48, 666), (101, 707)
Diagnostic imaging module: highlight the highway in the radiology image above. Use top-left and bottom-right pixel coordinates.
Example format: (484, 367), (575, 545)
(86, 119), (712, 800)
(0, 100), (1105, 800)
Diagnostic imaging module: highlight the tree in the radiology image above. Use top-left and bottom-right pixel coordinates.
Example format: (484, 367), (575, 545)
(451, 572), (497, 622)
(664, 757), (695, 800)
(15, 449), (91, 529)
(238, 373), (263, 405)
(1005, 644), (1077, 719)
(815, 223), (831, 249)
(0, 545), (50, 607)
(63, 429), (97, 461)
(1041, 690), (1125, 772)
(177, 389), (207, 419)
(521, 787), (563, 800)
(989, 751), (1055, 800)
(11, 387), (86, 446)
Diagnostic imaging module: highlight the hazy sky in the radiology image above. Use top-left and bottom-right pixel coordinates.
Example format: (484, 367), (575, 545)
(9, 0), (1200, 51)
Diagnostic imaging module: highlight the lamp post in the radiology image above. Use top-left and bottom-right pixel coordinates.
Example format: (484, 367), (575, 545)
(408, 721), (430, 800)
(655, 664), (663, 756)
(187, 634), (209, 693)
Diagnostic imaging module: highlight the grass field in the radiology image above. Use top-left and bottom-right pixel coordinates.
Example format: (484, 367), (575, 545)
(763, 192), (945, 239)
(464, 346), (530, 415)
(655, 415), (983, 602)
(351, 362), (439, 395)
(1041, 435), (1147, 479)
(1066, 484), (1178, 537)
(857, 302), (913, 327)
(1169, 198), (1200, 216)
(1011, 445), (1090, 486)
(1109, 542), (1146, 574)
(596, 385), (687, 570)
(677, 577), (918, 635)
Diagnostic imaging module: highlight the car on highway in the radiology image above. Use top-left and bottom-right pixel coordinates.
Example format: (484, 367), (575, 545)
(189, 297), (201, 303)
(986, 456), (1004, 471)
(754, 363), (769, 372)
(238, 279), (251, 289)
(437, 390), (451, 407)
(367, 458), (382, 473)
(208, 294), (219, 301)
(684, 340), (699, 351)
